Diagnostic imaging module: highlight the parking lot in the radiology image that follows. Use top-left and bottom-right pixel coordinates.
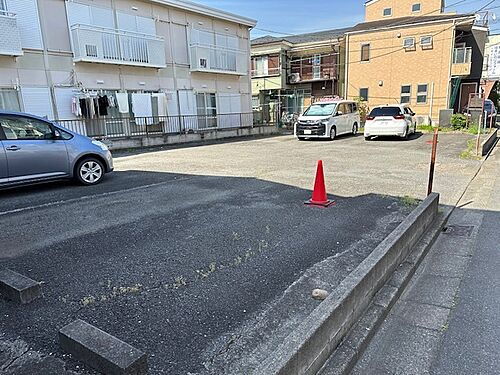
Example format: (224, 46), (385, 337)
(0, 132), (481, 374)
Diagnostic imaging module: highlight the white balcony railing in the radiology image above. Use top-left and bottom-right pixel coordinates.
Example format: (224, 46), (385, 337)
(70, 24), (166, 68)
(190, 44), (248, 75)
(0, 10), (23, 56)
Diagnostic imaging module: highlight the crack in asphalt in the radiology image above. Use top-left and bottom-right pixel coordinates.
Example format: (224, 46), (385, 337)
(1, 347), (30, 372)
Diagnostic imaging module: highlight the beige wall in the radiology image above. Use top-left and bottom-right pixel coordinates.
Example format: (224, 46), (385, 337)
(365, 0), (444, 22)
(346, 22), (455, 123)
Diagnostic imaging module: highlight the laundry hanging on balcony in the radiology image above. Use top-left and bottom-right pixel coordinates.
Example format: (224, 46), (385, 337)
(131, 93), (153, 125)
(72, 92), (114, 119)
(116, 93), (130, 114)
(152, 93), (167, 117)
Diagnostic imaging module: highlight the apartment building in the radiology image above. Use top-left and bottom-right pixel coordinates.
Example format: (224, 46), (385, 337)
(0, 0), (256, 135)
(481, 33), (500, 99)
(345, 0), (487, 124)
(250, 28), (348, 123)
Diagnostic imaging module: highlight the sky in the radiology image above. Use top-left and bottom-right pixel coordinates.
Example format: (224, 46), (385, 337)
(191, 0), (498, 38)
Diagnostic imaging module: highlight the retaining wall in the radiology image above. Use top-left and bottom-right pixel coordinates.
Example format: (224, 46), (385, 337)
(99, 126), (278, 151)
(256, 193), (440, 375)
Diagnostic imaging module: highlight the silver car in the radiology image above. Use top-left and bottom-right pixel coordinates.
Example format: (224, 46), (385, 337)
(0, 111), (113, 187)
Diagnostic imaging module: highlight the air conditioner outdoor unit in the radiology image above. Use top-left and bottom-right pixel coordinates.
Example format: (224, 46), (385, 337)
(289, 73), (301, 83)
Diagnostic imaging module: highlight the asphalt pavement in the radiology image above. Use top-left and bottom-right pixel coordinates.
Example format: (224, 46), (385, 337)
(0, 133), (484, 374)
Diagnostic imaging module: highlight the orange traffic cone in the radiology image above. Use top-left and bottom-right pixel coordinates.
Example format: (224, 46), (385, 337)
(305, 160), (335, 207)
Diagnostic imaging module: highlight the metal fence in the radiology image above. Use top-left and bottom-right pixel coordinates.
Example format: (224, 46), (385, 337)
(56, 112), (272, 139)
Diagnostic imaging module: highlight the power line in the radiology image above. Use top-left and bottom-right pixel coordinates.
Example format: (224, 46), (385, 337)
(251, 0), (479, 39)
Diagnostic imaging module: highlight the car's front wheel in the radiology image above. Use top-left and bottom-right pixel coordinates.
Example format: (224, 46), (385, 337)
(75, 158), (105, 185)
(330, 126), (336, 141)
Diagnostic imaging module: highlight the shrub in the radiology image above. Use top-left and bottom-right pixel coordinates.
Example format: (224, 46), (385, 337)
(450, 114), (467, 129)
(354, 97), (369, 124)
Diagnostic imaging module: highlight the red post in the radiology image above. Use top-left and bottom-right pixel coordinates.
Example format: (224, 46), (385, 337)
(427, 127), (439, 195)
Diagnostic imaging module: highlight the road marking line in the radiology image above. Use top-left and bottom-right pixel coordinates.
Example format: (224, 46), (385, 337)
(0, 177), (192, 217)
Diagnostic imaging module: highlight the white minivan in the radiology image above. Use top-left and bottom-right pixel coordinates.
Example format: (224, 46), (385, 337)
(295, 100), (360, 141)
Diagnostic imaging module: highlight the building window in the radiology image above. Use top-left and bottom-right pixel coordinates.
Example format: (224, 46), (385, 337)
(0, 0), (6, 11)
(359, 88), (369, 101)
(253, 56), (269, 77)
(403, 37), (416, 49)
(196, 93), (217, 128)
(252, 96), (259, 110)
(420, 35), (433, 47)
(383, 8), (392, 16)
(417, 84), (428, 104)
(0, 89), (21, 112)
(361, 44), (370, 62)
(313, 54), (321, 79)
(401, 85), (411, 104)
(412, 3), (421, 12)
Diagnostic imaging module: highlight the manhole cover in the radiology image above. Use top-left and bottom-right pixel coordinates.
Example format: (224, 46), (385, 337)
(443, 225), (475, 237)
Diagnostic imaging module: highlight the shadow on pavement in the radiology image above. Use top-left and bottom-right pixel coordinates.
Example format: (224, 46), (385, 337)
(0, 169), (421, 374)
(368, 132), (424, 142)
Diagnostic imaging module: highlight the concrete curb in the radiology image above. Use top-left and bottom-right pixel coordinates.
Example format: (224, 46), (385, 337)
(101, 125), (279, 151)
(481, 128), (498, 157)
(319, 206), (453, 375)
(255, 193), (440, 375)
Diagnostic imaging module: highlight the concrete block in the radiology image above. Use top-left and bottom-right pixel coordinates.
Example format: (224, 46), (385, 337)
(343, 304), (385, 352)
(0, 269), (41, 304)
(403, 274), (461, 308)
(59, 319), (147, 375)
(373, 285), (399, 309)
(388, 262), (415, 288)
(394, 301), (450, 331)
(481, 128), (498, 156)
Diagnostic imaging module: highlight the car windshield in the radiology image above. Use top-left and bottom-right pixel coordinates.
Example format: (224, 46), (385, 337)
(303, 103), (337, 117)
(369, 107), (402, 117)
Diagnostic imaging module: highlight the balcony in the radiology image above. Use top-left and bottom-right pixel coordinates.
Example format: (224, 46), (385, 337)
(190, 44), (248, 75)
(70, 24), (166, 68)
(289, 56), (337, 84)
(451, 47), (472, 76)
(0, 10), (23, 56)
(251, 67), (280, 77)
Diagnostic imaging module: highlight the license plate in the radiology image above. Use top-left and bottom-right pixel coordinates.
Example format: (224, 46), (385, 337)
(304, 130), (312, 135)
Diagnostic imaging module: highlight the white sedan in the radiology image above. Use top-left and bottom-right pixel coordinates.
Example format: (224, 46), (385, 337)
(364, 105), (417, 140)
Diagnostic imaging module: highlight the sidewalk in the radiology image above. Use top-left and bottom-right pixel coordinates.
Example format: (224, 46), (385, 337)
(351, 143), (500, 375)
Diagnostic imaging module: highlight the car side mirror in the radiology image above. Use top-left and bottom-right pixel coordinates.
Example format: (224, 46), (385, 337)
(51, 129), (62, 140)
(337, 111), (343, 116)
(411, 112), (416, 116)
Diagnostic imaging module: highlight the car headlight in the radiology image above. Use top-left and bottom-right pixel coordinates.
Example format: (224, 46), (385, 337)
(92, 140), (109, 151)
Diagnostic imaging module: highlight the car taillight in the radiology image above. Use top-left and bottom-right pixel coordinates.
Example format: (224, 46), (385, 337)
(393, 114), (405, 119)
(366, 116), (375, 121)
